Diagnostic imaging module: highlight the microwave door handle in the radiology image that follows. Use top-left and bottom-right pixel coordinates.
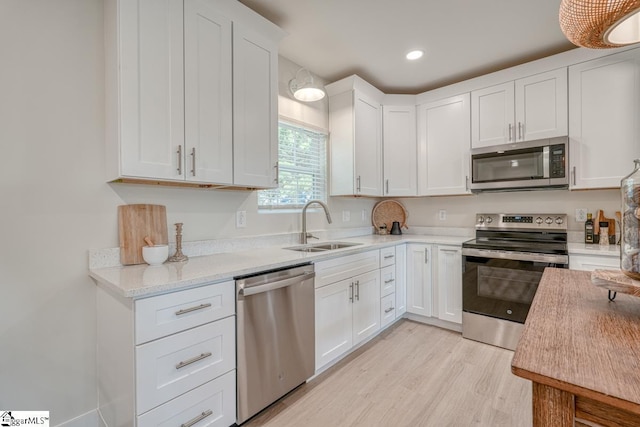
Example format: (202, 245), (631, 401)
(543, 146), (550, 178)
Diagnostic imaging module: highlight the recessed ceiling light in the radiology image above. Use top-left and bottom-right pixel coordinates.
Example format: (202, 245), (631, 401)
(406, 50), (424, 60)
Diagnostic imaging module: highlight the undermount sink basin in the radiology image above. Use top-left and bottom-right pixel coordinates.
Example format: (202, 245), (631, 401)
(285, 241), (362, 252)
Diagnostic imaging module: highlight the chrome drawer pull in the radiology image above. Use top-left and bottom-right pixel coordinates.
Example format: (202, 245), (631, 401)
(176, 352), (212, 370)
(384, 307), (395, 313)
(383, 254), (395, 259)
(181, 410), (213, 427)
(175, 303), (212, 316)
(384, 279), (395, 284)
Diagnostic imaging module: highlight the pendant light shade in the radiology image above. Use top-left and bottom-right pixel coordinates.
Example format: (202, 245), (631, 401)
(560, 0), (640, 48)
(289, 68), (326, 102)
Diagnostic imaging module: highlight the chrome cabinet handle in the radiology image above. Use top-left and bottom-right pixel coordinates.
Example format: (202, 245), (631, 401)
(518, 122), (523, 140)
(385, 179), (389, 194)
(572, 166), (576, 186)
(190, 147), (196, 176)
(384, 278), (395, 284)
(508, 123), (512, 141)
(181, 410), (213, 427)
(176, 145), (183, 175)
(384, 254), (395, 259)
(175, 303), (212, 316)
(424, 249), (429, 263)
(465, 175), (469, 191)
(384, 307), (395, 313)
(176, 352), (212, 370)
(355, 280), (360, 301)
(349, 282), (354, 303)
(274, 162), (279, 184)
(356, 175), (361, 192)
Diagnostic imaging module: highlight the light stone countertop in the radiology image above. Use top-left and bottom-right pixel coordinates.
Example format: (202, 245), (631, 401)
(567, 242), (621, 256)
(89, 234), (472, 299)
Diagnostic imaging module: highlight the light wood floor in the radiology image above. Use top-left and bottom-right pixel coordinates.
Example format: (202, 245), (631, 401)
(243, 319), (532, 427)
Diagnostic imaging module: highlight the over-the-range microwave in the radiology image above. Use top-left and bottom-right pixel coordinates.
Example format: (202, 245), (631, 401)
(469, 137), (568, 192)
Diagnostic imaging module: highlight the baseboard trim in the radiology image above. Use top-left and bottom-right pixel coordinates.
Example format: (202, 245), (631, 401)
(54, 409), (99, 427)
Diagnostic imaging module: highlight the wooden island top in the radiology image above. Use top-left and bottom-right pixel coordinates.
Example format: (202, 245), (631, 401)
(512, 268), (640, 426)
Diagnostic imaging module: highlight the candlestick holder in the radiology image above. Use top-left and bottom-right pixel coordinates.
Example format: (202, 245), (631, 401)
(168, 222), (188, 262)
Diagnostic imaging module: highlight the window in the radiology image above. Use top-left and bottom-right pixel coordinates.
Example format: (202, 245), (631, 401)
(259, 121), (327, 209)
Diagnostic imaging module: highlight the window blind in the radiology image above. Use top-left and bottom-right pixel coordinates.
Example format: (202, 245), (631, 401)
(259, 122), (327, 209)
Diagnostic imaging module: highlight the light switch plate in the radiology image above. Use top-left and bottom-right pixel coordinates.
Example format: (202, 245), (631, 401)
(236, 210), (247, 228)
(342, 210), (350, 222)
(575, 208), (587, 222)
(439, 209), (447, 221)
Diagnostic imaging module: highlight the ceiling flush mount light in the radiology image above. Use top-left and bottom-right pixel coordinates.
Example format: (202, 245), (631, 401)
(406, 50), (424, 60)
(289, 68), (325, 102)
(559, 0), (640, 48)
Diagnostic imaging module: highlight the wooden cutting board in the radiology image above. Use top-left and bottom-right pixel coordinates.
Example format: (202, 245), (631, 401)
(118, 204), (168, 265)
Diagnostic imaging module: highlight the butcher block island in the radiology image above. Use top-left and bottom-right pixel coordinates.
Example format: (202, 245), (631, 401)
(511, 268), (640, 426)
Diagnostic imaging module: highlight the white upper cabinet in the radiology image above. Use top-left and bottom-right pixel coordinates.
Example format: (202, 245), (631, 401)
(184, 0), (233, 183)
(569, 48), (640, 189)
(106, 0), (283, 188)
(417, 93), (471, 196)
(471, 68), (567, 148)
(382, 105), (417, 196)
(327, 76), (384, 196)
(232, 23), (279, 188)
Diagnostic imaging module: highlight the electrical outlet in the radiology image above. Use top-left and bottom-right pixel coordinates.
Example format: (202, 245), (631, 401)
(236, 210), (247, 228)
(575, 208), (587, 222)
(439, 209), (447, 221)
(361, 209), (367, 221)
(342, 210), (350, 222)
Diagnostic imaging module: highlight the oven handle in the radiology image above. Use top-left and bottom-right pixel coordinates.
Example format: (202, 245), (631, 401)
(462, 248), (568, 265)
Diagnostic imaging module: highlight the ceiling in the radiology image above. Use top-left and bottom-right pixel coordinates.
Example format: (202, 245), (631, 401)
(239, 0), (578, 94)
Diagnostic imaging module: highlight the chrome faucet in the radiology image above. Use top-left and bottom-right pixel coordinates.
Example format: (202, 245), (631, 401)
(301, 200), (333, 244)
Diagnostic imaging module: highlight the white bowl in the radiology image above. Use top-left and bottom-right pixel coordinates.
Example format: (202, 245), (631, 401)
(142, 245), (169, 266)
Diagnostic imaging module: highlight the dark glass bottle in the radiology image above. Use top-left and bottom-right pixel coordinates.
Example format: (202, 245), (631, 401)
(585, 213), (594, 244)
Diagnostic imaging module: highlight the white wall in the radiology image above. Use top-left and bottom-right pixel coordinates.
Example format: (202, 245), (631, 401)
(0, 2), (373, 425)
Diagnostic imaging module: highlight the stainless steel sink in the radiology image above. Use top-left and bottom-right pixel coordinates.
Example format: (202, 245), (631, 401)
(285, 241), (362, 252)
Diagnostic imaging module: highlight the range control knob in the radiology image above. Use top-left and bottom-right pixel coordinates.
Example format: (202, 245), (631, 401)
(535, 217), (543, 225)
(478, 216), (485, 224)
(545, 217), (553, 224)
(555, 217), (564, 225)
(486, 217), (493, 224)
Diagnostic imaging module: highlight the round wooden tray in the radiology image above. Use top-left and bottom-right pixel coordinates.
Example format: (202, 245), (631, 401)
(372, 200), (408, 230)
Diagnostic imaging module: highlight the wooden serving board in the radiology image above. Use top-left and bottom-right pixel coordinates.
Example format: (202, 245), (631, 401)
(591, 269), (640, 297)
(118, 204), (168, 265)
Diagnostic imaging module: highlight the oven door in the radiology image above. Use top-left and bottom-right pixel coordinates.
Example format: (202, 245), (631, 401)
(462, 248), (568, 323)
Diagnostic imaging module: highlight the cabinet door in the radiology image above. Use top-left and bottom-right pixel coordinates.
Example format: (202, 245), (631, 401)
(515, 68), (568, 142)
(233, 23), (279, 188)
(118, 0), (185, 180)
(354, 92), (383, 196)
(184, 0), (233, 184)
(382, 105), (417, 196)
(436, 245), (462, 324)
(471, 82), (514, 148)
(406, 244), (433, 317)
(417, 94), (471, 196)
(569, 49), (640, 189)
(315, 280), (353, 371)
(395, 244), (407, 318)
(352, 270), (381, 346)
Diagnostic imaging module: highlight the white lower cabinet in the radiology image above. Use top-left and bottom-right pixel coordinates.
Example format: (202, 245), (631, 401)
(569, 253), (620, 271)
(436, 245), (462, 324)
(381, 293), (396, 328)
(406, 244), (433, 317)
(352, 270), (382, 345)
(395, 244), (407, 318)
(96, 280), (236, 427)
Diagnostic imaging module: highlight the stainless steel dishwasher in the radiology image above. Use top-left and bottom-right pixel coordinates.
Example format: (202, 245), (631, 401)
(236, 263), (315, 424)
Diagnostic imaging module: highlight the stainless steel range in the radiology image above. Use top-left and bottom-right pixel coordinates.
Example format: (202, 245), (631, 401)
(462, 213), (569, 350)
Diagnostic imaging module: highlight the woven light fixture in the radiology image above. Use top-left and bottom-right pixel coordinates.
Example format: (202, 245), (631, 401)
(560, 0), (640, 48)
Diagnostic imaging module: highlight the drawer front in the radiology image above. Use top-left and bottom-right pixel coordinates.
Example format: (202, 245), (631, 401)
(315, 250), (380, 288)
(380, 246), (397, 268)
(137, 370), (236, 427)
(569, 254), (619, 272)
(135, 281), (235, 344)
(136, 316), (235, 415)
(381, 293), (396, 328)
(380, 265), (396, 297)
